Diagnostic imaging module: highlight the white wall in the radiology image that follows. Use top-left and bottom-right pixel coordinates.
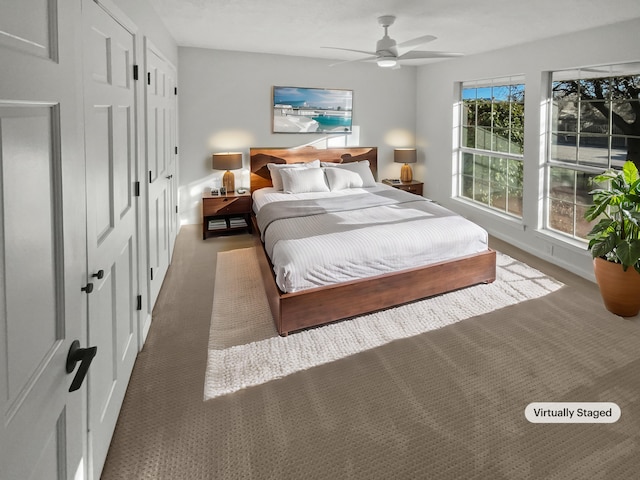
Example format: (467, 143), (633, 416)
(178, 47), (417, 225)
(416, 18), (640, 281)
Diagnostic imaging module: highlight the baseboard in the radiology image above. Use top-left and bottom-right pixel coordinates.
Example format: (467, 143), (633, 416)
(139, 312), (152, 351)
(488, 229), (595, 283)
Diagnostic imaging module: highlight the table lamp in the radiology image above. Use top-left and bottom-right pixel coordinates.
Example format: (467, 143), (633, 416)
(212, 152), (243, 192)
(394, 148), (417, 182)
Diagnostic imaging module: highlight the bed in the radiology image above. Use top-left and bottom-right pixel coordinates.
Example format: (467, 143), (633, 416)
(250, 146), (496, 336)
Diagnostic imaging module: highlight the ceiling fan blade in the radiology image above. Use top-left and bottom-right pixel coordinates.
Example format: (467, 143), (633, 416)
(321, 46), (377, 56)
(398, 50), (464, 60)
(328, 55), (378, 67)
(396, 34), (437, 50)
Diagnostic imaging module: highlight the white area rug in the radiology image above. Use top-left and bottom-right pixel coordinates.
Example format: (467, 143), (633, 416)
(204, 248), (563, 400)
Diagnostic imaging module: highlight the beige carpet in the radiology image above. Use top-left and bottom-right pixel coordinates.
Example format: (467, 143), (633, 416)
(205, 248), (564, 399)
(101, 228), (640, 480)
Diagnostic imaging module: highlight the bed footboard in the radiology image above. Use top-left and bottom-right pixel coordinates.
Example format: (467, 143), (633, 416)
(253, 235), (496, 336)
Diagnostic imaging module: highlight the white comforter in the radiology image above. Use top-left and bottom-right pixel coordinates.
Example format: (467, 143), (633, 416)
(253, 184), (488, 293)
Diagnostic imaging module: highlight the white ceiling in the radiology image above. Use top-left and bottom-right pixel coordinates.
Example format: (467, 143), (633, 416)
(148, 0), (640, 65)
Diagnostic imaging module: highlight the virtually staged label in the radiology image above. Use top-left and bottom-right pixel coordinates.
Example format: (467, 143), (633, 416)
(525, 402), (620, 423)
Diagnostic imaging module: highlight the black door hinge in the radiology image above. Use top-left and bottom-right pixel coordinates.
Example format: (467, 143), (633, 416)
(149, 170), (152, 183)
(133, 65), (139, 80)
(134, 181), (140, 197)
(147, 72), (151, 85)
(150, 268), (154, 281)
(136, 295), (142, 311)
(174, 87), (178, 95)
(176, 205), (178, 214)
(175, 146), (178, 155)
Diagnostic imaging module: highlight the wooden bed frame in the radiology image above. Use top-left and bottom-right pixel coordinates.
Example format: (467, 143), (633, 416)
(250, 146), (496, 336)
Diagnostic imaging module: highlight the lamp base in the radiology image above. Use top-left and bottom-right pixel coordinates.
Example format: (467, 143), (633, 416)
(222, 170), (235, 192)
(400, 163), (413, 182)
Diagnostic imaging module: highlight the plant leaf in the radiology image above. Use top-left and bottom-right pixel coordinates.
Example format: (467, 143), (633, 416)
(584, 202), (610, 221)
(625, 210), (640, 228)
(590, 235), (617, 258)
(615, 239), (640, 268)
(623, 161), (639, 184)
(586, 218), (615, 236)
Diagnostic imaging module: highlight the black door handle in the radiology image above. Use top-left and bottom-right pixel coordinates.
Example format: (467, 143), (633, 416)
(66, 340), (97, 392)
(92, 269), (104, 279)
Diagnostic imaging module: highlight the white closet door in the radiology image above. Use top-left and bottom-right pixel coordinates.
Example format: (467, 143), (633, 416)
(0, 1), (87, 479)
(146, 40), (178, 308)
(82, 0), (139, 478)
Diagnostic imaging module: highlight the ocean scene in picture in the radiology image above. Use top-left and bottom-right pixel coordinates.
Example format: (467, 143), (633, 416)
(273, 86), (353, 133)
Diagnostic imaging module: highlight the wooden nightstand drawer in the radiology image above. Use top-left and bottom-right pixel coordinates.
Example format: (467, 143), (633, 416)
(382, 179), (424, 196)
(203, 195), (250, 216)
(396, 183), (423, 195)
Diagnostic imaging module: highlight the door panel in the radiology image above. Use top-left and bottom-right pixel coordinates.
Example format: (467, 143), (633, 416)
(0, 0), (56, 59)
(0, 1), (85, 478)
(90, 105), (113, 240)
(82, 1), (138, 478)
(2, 107), (60, 396)
(114, 106), (133, 218)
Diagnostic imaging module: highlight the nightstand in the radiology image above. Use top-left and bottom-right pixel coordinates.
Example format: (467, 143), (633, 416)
(382, 179), (424, 196)
(202, 191), (252, 239)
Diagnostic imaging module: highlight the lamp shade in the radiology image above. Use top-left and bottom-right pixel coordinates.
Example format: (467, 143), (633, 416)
(394, 148), (417, 164)
(212, 152), (242, 171)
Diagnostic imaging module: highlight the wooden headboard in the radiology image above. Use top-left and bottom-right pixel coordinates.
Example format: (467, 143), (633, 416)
(250, 146), (378, 191)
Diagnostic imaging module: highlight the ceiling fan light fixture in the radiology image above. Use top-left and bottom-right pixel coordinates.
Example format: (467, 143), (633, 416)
(322, 15), (458, 69)
(377, 58), (397, 68)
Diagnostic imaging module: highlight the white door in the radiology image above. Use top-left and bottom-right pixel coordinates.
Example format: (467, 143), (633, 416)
(82, 1), (139, 478)
(0, 2), (87, 480)
(146, 41), (178, 307)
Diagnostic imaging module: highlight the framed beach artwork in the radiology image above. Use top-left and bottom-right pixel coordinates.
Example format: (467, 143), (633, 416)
(272, 86), (353, 134)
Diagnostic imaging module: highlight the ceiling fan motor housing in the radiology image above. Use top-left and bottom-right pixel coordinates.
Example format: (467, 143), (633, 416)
(376, 35), (397, 57)
(376, 15), (397, 57)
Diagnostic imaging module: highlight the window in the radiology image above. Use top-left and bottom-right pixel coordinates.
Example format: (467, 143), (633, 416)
(547, 62), (640, 240)
(459, 77), (525, 217)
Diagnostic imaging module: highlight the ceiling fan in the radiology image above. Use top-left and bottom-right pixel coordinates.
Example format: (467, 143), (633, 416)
(323, 15), (462, 68)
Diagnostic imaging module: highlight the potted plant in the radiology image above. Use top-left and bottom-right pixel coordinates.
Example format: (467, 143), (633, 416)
(584, 160), (640, 317)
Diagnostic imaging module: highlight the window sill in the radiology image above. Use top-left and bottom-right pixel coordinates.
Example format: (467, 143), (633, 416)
(450, 197), (525, 231)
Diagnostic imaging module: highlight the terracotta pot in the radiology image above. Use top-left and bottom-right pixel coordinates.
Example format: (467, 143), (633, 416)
(593, 257), (640, 317)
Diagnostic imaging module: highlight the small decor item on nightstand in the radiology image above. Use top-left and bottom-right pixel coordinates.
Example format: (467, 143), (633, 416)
(212, 152), (243, 192)
(394, 148), (417, 182)
(383, 178), (402, 184)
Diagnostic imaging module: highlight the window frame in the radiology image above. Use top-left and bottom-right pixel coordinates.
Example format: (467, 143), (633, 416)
(544, 62), (640, 241)
(457, 76), (525, 218)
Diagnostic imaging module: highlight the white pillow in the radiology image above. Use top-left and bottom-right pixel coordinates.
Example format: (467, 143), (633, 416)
(267, 159), (320, 191)
(327, 160), (376, 187)
(279, 167), (329, 194)
(324, 167), (364, 191)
